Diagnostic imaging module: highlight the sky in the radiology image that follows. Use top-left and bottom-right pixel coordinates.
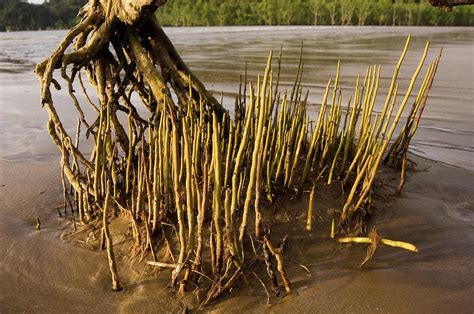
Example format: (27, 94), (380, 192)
(28, 0), (46, 3)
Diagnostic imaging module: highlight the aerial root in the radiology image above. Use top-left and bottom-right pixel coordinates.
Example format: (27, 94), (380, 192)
(36, 1), (438, 305)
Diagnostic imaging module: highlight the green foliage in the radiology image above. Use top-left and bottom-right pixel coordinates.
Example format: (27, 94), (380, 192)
(156, 0), (473, 26)
(0, 0), (86, 31)
(0, 0), (472, 31)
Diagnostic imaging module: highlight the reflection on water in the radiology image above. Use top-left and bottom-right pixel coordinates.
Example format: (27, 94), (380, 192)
(0, 56), (35, 74)
(0, 26), (473, 170)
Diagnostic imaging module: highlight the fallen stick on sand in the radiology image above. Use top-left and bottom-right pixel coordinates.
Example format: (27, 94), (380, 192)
(338, 237), (418, 252)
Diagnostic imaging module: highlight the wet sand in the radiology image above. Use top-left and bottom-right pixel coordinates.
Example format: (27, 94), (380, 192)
(1, 155), (472, 312)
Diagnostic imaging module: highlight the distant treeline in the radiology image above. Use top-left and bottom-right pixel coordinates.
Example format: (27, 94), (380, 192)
(157, 0), (473, 26)
(0, 0), (86, 32)
(1, 0), (472, 32)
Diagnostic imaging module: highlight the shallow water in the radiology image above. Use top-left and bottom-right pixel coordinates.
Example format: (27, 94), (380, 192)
(0, 26), (473, 169)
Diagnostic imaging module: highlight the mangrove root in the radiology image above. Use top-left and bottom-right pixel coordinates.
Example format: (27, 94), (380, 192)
(36, 1), (438, 305)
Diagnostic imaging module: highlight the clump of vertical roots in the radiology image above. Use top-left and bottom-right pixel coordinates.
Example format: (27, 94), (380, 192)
(35, 0), (441, 307)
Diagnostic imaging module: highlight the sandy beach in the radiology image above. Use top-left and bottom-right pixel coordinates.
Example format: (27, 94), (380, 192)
(0, 154), (472, 312)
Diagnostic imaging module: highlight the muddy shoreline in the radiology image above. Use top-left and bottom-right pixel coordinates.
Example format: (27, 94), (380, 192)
(1, 154), (472, 312)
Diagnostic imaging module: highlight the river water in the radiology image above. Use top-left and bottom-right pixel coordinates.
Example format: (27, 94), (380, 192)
(0, 26), (473, 170)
